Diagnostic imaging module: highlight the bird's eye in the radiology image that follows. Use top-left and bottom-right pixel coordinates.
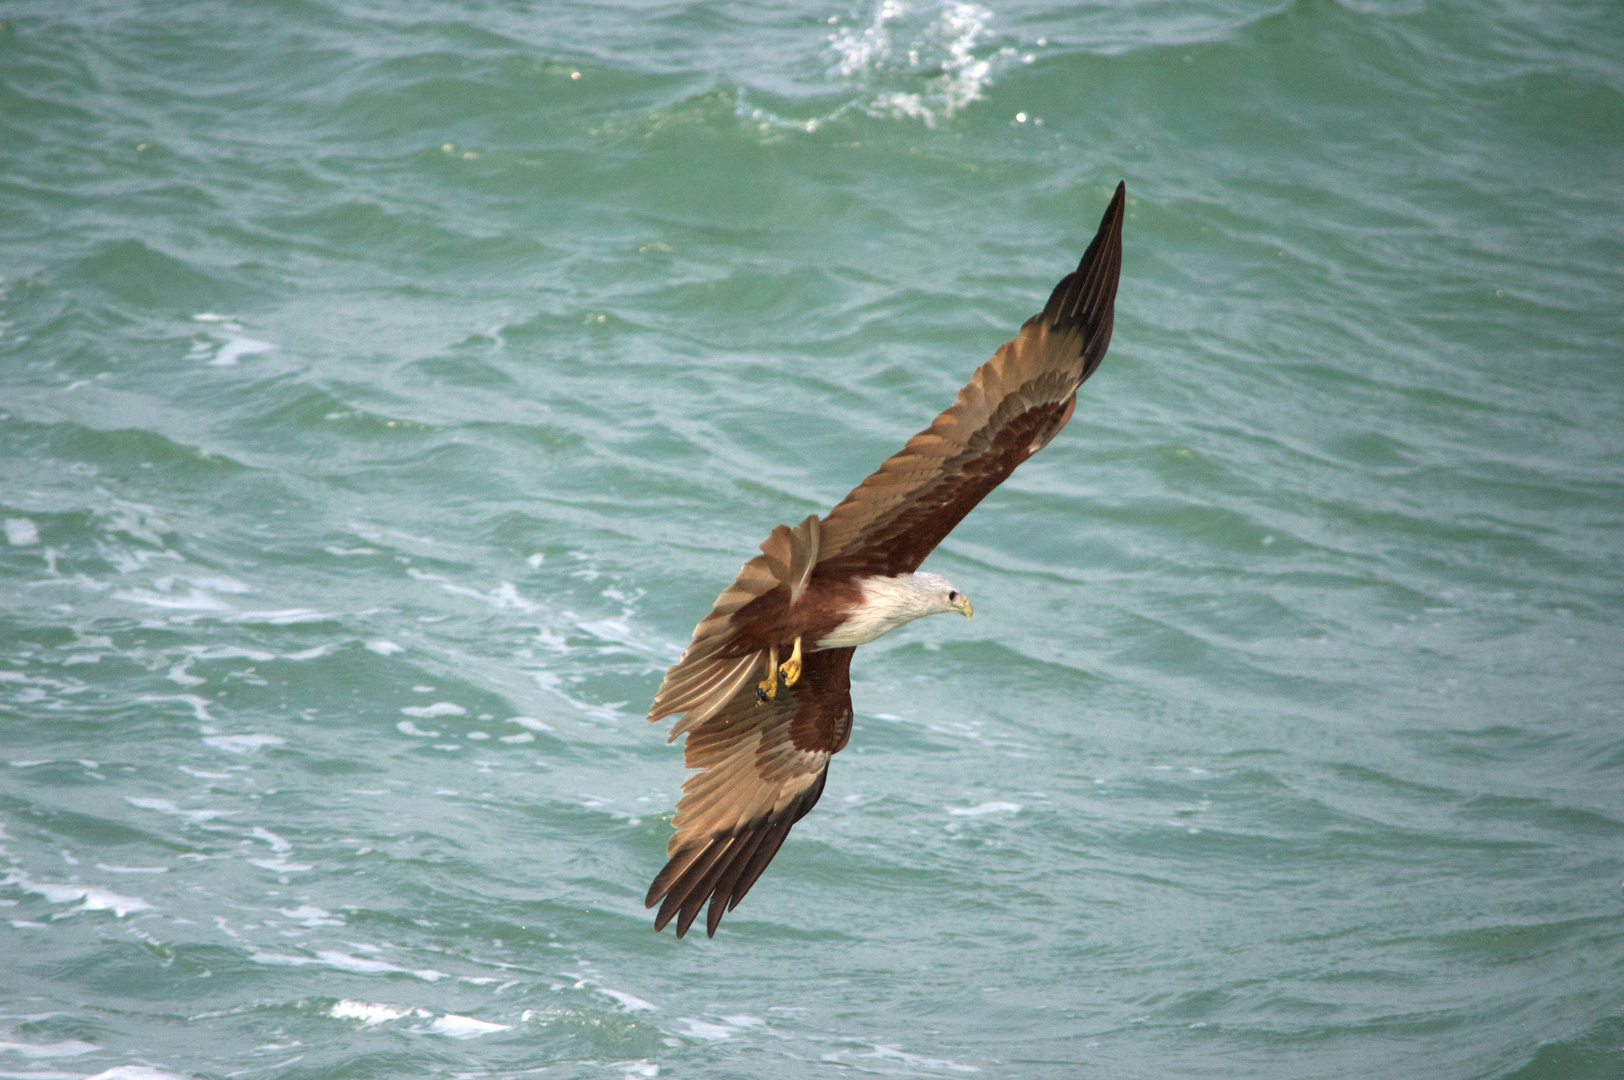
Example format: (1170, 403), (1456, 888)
(948, 591), (959, 602)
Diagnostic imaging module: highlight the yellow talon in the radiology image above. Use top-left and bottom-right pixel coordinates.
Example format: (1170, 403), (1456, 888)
(778, 636), (804, 688)
(756, 644), (779, 703)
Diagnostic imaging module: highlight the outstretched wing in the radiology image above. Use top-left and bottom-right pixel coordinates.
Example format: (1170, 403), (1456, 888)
(646, 645), (855, 938)
(816, 182), (1126, 578)
(647, 514), (821, 737)
(644, 185), (1126, 936)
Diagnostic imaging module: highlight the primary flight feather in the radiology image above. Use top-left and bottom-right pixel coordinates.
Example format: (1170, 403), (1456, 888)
(646, 183), (1126, 938)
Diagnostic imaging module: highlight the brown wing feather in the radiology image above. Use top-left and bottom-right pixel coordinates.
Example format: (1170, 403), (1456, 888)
(647, 514), (821, 735)
(816, 182), (1125, 577)
(646, 646), (854, 938)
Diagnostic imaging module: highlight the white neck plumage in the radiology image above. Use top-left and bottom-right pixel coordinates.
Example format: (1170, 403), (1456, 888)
(816, 571), (967, 649)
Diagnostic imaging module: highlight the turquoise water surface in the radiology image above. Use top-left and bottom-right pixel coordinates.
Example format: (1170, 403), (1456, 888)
(2, 1), (1622, 1077)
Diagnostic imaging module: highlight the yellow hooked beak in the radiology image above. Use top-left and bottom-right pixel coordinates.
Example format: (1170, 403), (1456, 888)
(952, 594), (973, 619)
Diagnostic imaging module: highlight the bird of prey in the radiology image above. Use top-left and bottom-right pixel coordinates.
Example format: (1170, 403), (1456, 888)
(645, 183), (1126, 938)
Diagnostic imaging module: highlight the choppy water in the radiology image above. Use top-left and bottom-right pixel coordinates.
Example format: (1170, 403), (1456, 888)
(3, 1), (1622, 1077)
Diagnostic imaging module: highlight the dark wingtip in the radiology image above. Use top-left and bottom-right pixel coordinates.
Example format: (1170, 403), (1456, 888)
(1106, 182), (1126, 252)
(645, 770), (829, 939)
(1036, 181), (1125, 383)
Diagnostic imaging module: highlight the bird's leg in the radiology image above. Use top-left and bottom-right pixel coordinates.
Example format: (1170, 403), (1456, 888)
(756, 643), (780, 703)
(778, 635), (803, 688)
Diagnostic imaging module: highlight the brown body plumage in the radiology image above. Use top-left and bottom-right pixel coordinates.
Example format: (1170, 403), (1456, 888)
(646, 184), (1127, 937)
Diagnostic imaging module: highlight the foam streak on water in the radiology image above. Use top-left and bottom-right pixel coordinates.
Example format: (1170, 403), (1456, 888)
(1, 0), (1621, 1077)
(823, 1), (1016, 126)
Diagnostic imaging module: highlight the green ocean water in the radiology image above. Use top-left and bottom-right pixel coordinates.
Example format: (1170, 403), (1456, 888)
(2, 0), (1622, 1076)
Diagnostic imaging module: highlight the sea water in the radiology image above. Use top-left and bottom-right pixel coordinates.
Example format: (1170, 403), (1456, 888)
(2, 1), (1621, 1077)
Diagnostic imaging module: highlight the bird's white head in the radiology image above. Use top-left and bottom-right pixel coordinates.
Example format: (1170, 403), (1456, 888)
(911, 570), (973, 620)
(815, 570), (973, 649)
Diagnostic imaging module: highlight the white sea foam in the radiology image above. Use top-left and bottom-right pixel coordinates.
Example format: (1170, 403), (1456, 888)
(407, 568), (540, 613)
(223, 608), (329, 625)
(137, 694), (215, 722)
(126, 797), (239, 823)
(248, 948), (446, 981)
(365, 639), (404, 655)
(7, 874), (153, 917)
(532, 670), (625, 723)
(863, 1044), (980, 1072)
(598, 988), (657, 1012)
(176, 765), (232, 779)
(88, 1067), (192, 1080)
(251, 827), (291, 852)
(678, 1017), (736, 1040)
(203, 733), (285, 753)
(0, 1039), (97, 1058)
(116, 586), (233, 611)
(166, 660), (205, 686)
(835, 0), (1012, 121)
(574, 614), (652, 653)
(742, 0), (1017, 133)
(330, 1000), (408, 1025)
(948, 801), (1021, 816)
(426, 1014), (511, 1038)
(183, 645), (276, 661)
(506, 716), (553, 732)
(207, 335), (274, 366)
(486, 581), (537, 611)
(175, 574), (253, 594)
(616, 1062), (658, 1079)
(397, 720), (439, 737)
(4, 518), (39, 546)
(401, 702), (466, 718)
(280, 905), (343, 927)
(283, 645), (335, 661)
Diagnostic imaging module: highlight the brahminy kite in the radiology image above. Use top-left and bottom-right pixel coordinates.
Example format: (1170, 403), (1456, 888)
(647, 184), (1126, 937)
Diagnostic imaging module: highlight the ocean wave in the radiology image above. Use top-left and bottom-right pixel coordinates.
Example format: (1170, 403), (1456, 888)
(740, 0), (1025, 132)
